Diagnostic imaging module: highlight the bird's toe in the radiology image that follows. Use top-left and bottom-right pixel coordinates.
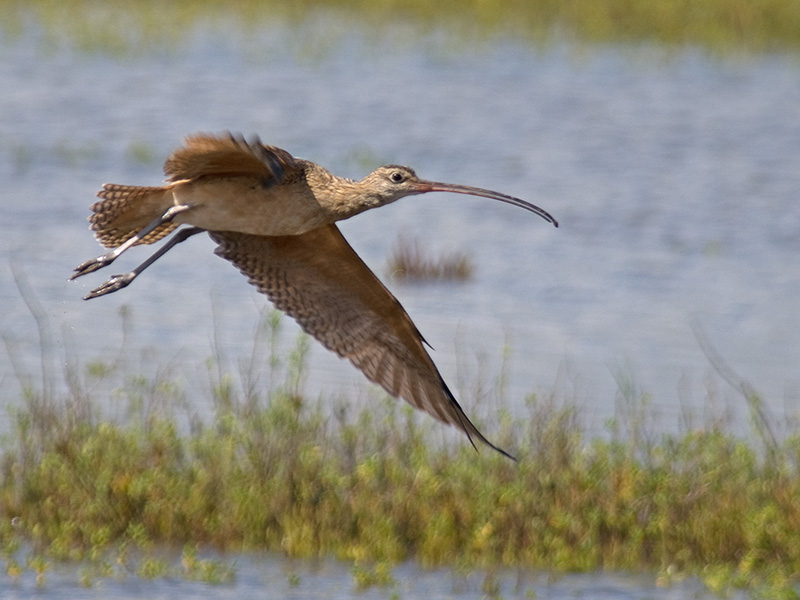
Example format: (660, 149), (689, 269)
(71, 255), (114, 280)
(83, 273), (135, 300)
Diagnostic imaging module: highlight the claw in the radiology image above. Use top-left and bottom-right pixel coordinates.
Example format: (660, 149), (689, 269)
(83, 273), (136, 300)
(71, 255), (116, 280)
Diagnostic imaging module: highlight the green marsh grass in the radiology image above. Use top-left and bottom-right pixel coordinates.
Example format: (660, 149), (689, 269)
(2, 305), (800, 596)
(3, 0), (800, 55)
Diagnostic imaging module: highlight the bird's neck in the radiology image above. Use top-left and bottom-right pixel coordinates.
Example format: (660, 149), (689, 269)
(307, 168), (384, 221)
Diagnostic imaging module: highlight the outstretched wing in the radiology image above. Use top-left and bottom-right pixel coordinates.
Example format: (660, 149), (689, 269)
(209, 225), (513, 459)
(164, 132), (300, 184)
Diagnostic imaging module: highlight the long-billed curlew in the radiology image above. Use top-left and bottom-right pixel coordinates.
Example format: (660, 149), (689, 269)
(71, 133), (558, 460)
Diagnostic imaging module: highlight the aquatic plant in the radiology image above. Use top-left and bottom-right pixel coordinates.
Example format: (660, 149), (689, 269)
(1, 307), (800, 596)
(386, 235), (474, 282)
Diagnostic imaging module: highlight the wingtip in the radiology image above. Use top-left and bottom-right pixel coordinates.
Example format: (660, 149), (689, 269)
(479, 437), (518, 462)
(463, 431), (518, 462)
(442, 380), (518, 462)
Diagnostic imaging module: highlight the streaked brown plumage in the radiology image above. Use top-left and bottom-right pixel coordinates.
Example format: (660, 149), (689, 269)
(72, 133), (558, 460)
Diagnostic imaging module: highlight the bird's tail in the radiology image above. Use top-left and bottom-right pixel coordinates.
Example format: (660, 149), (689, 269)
(89, 184), (177, 248)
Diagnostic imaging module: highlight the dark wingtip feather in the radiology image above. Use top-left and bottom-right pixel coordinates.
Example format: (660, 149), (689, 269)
(439, 377), (517, 462)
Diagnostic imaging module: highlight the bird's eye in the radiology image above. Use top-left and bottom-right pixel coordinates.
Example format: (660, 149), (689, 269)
(390, 171), (404, 183)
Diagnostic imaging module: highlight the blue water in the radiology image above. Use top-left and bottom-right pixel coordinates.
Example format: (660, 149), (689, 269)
(1, 15), (799, 598)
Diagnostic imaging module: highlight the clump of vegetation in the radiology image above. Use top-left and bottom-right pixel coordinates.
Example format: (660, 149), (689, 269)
(386, 236), (474, 282)
(2, 0), (799, 55)
(1, 308), (800, 597)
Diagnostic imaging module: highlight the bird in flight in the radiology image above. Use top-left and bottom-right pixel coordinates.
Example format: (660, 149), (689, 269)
(71, 133), (558, 460)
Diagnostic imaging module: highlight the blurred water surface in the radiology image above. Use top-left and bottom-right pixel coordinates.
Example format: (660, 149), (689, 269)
(19, 550), (781, 600)
(0, 552), (754, 600)
(3, 18), (800, 439)
(2, 15), (800, 450)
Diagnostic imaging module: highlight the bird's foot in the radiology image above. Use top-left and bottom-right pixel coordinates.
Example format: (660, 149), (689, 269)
(83, 273), (136, 300)
(70, 254), (117, 280)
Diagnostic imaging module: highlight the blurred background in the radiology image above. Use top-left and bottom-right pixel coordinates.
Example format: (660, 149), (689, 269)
(2, 1), (800, 597)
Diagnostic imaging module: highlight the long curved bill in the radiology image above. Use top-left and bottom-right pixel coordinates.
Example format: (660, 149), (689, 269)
(413, 180), (558, 228)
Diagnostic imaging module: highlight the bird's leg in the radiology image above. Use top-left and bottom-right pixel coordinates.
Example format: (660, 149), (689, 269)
(83, 227), (205, 300)
(71, 204), (193, 280)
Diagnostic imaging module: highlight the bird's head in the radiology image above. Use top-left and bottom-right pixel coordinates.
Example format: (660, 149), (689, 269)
(358, 164), (558, 227)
